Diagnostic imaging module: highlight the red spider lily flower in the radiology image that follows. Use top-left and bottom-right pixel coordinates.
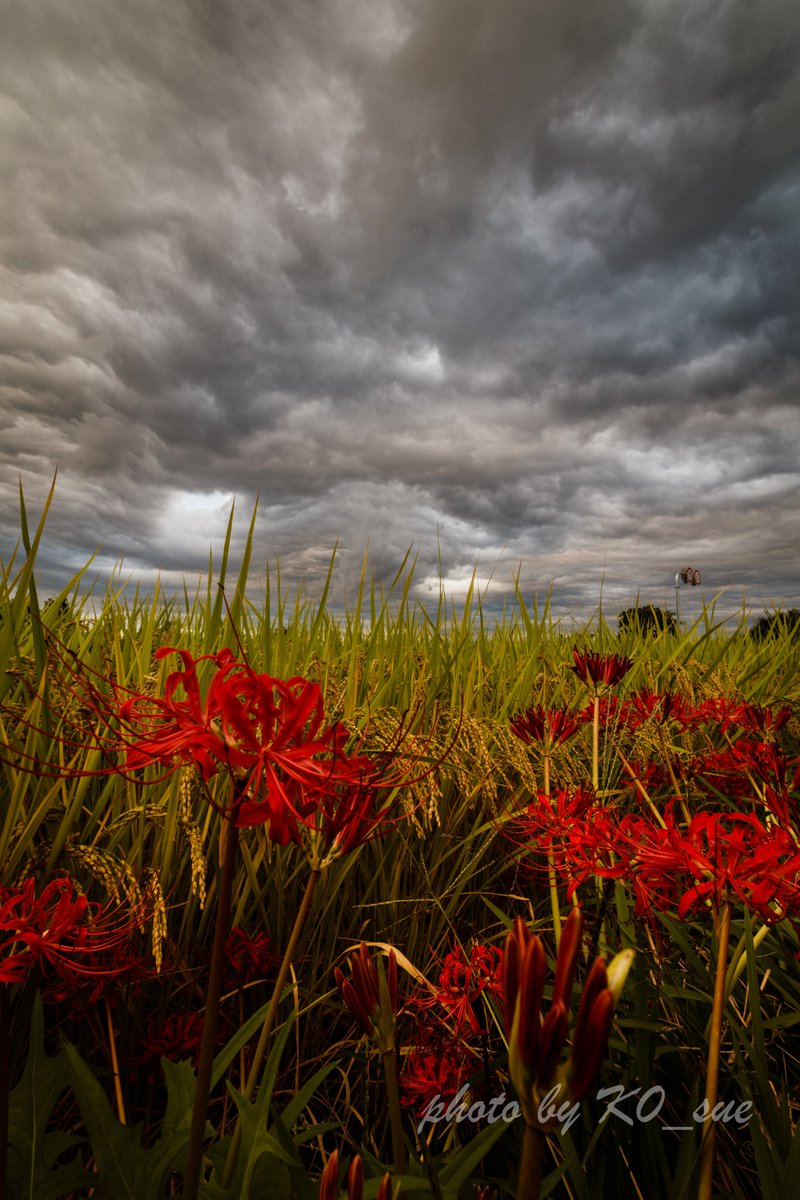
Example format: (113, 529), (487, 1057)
(223, 927), (277, 990)
(510, 706), (585, 748)
(41, 938), (148, 1008)
(0, 875), (144, 992)
(617, 757), (671, 798)
(265, 773), (410, 868)
(559, 805), (625, 899)
(608, 805), (800, 925)
(571, 648), (632, 691)
(686, 700), (791, 744)
(504, 909), (633, 1123)
(400, 1032), (480, 1112)
(618, 690), (694, 732)
(684, 697), (738, 730)
(731, 743), (800, 828)
(508, 788), (622, 900)
(423, 943), (504, 1036)
(608, 813), (685, 919)
(689, 748), (754, 804)
(728, 704), (792, 738)
(122, 649), (376, 839)
(3, 639), (436, 867)
(1, 639), (378, 843)
(690, 741), (800, 818)
(141, 1011), (207, 1071)
(577, 696), (620, 728)
(321, 780), (395, 858)
(735, 742), (800, 791)
(675, 811), (800, 923)
(118, 647), (241, 779)
(125, 650), (435, 863)
(335, 943), (399, 1054)
(510, 787), (596, 859)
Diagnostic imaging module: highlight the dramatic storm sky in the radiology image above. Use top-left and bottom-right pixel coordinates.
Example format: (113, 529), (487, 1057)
(2, 0), (799, 621)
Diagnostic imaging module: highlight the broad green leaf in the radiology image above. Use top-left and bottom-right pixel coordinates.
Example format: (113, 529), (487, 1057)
(436, 1116), (512, 1191)
(7, 994), (94, 1200)
(62, 1040), (194, 1200)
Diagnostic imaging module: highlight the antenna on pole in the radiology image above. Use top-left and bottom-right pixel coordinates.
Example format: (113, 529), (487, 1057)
(674, 566), (702, 625)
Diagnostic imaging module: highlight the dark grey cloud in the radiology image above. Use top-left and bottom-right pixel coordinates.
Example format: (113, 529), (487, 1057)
(2, 0), (798, 622)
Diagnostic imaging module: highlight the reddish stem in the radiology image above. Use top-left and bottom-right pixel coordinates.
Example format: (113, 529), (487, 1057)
(183, 813), (240, 1200)
(221, 866), (321, 1188)
(697, 897), (732, 1200)
(518, 1123), (546, 1200)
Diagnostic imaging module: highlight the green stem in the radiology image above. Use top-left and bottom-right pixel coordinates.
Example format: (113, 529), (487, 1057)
(725, 922), (771, 995)
(518, 1122), (546, 1200)
(697, 897), (732, 1200)
(222, 867), (321, 1188)
(381, 1047), (407, 1174)
(183, 815), (240, 1200)
(592, 694), (600, 792)
(544, 753), (562, 949)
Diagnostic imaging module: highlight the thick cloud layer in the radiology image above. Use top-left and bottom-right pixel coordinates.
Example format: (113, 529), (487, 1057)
(2, 0), (799, 621)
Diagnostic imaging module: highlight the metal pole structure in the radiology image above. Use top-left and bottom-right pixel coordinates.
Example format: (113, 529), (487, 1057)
(674, 567), (701, 628)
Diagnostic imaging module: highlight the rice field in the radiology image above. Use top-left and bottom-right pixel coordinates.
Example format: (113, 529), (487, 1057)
(1, 492), (799, 1199)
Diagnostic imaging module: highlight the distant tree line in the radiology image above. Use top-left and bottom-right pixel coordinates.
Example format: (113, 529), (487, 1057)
(616, 605), (677, 635)
(749, 609), (800, 641)
(616, 604), (800, 640)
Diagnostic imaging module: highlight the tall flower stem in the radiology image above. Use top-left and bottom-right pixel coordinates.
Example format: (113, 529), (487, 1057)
(591, 695), (600, 791)
(381, 1047), (407, 1174)
(543, 753), (562, 949)
(222, 866), (321, 1188)
(104, 993), (126, 1125)
(518, 1123), (546, 1199)
(183, 810), (240, 1200)
(697, 896), (732, 1200)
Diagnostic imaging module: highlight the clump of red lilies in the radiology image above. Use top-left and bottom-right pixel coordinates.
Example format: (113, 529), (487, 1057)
(119, 647), (382, 856)
(1, 631), (431, 1199)
(0, 874), (143, 992)
(0, 872), (151, 1169)
(509, 652), (800, 1200)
